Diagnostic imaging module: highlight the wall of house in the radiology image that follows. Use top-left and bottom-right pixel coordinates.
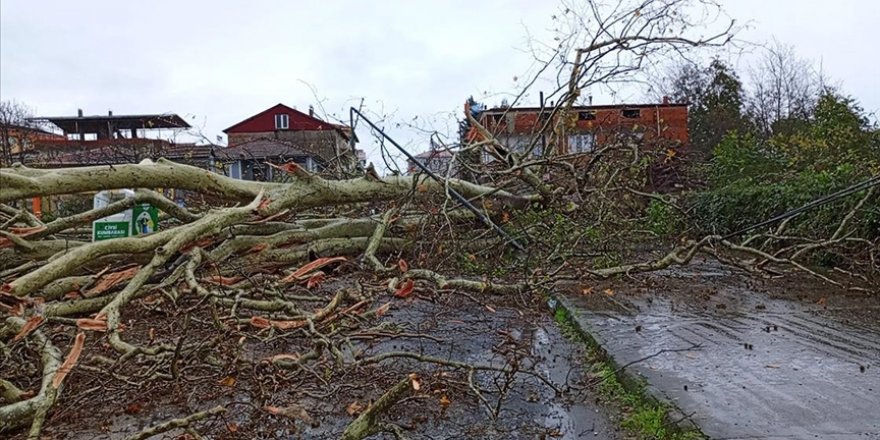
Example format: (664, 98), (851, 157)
(480, 105), (689, 155)
(227, 130), (350, 163)
(229, 156), (315, 182)
(226, 107), (336, 134)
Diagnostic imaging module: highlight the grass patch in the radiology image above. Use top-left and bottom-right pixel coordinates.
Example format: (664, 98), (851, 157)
(553, 305), (704, 440)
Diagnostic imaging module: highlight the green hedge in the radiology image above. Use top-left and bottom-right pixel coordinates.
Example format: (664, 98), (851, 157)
(689, 167), (879, 239)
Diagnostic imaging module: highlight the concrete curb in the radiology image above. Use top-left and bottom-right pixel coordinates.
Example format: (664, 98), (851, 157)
(550, 294), (703, 436)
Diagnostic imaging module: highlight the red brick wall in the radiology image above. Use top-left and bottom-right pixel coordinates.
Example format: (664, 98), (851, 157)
(476, 105), (689, 154)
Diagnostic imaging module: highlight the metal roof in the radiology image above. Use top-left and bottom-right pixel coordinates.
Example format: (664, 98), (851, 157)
(29, 113), (191, 133)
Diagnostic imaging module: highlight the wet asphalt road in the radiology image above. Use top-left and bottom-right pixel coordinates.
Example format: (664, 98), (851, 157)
(561, 261), (880, 440)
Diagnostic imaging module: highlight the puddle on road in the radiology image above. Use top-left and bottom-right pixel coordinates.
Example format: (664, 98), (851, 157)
(531, 326), (609, 439)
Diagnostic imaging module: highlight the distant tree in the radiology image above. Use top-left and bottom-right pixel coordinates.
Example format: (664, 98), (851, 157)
(773, 91), (880, 173)
(668, 59), (749, 154)
(0, 100), (36, 166)
(746, 42), (825, 137)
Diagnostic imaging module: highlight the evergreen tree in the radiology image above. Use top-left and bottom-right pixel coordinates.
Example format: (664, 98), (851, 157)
(669, 60), (749, 155)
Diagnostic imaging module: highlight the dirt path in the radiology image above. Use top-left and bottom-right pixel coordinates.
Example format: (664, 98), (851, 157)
(560, 259), (880, 440)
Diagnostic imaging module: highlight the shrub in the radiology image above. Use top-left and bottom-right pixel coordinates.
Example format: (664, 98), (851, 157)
(689, 167), (878, 239)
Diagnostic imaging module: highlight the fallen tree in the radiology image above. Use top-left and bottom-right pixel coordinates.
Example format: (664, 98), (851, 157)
(0, 156), (549, 437)
(4, 1), (877, 438)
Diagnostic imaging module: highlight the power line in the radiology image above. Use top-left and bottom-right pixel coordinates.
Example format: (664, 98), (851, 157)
(349, 107), (526, 252)
(722, 175), (880, 240)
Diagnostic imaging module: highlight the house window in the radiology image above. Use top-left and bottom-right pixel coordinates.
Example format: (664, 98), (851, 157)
(229, 161), (242, 179)
(578, 111), (596, 121)
(621, 109), (641, 119)
(568, 133), (595, 153)
(500, 135), (535, 155)
(274, 114), (289, 130)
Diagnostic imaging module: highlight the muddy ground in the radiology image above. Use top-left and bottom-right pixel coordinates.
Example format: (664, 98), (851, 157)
(4, 273), (624, 439)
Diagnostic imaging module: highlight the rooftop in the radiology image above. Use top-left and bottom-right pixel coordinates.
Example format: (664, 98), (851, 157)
(413, 149), (454, 159)
(480, 102), (687, 114)
(29, 112), (191, 133)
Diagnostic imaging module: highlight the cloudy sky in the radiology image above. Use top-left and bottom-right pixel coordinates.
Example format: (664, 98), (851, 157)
(1, 1), (877, 170)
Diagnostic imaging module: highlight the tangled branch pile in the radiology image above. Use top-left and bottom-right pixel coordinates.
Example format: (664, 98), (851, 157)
(1, 159), (550, 438)
(3, 1), (878, 438)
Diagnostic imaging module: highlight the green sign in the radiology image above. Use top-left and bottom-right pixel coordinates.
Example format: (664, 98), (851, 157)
(93, 221), (131, 241)
(132, 203), (159, 236)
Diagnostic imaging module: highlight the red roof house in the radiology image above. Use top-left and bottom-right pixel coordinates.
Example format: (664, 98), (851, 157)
(220, 104), (358, 179)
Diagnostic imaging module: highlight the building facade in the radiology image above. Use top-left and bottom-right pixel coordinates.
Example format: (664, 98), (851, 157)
(221, 104), (357, 177)
(467, 98), (688, 159)
(407, 148), (456, 176)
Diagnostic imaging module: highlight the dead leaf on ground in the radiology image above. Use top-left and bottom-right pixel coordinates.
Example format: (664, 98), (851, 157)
(124, 402), (143, 415)
(264, 404), (315, 425)
(581, 287), (594, 295)
(374, 302), (392, 317)
(547, 428), (563, 437)
(53, 332), (85, 388)
(394, 279), (415, 298)
(346, 400), (365, 416)
(604, 288), (615, 296)
(218, 376), (236, 387)
(11, 315), (44, 343)
(439, 394), (451, 409)
(409, 373), (421, 391)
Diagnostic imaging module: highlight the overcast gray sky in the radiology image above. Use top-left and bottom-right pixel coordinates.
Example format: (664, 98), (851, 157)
(1, 1), (877, 170)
